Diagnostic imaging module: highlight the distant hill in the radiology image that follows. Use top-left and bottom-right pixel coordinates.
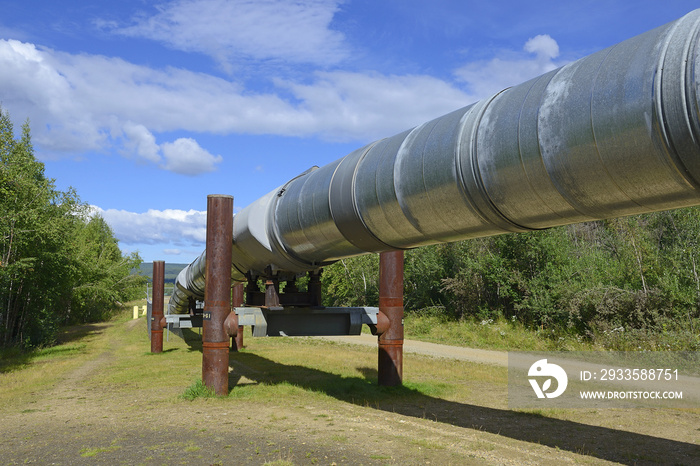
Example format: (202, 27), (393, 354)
(136, 263), (188, 283)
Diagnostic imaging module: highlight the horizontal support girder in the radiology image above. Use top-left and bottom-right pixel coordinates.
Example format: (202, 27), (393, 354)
(163, 306), (379, 337)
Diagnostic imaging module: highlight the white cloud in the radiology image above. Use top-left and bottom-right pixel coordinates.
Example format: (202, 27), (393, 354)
(160, 137), (223, 175)
(454, 34), (565, 99)
(0, 39), (254, 171)
(278, 71), (475, 141)
(107, 0), (349, 70)
(525, 34), (560, 60)
(0, 40), (106, 152)
(91, 206), (207, 248)
(120, 123), (222, 174)
(0, 31), (571, 169)
(122, 121), (160, 163)
(0, 37), (474, 155)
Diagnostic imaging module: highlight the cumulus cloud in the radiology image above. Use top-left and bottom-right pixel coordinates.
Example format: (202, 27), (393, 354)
(91, 206), (207, 248)
(106, 0), (349, 70)
(122, 121), (160, 163)
(524, 34), (560, 60)
(0, 40), (107, 153)
(0, 30), (569, 170)
(160, 137), (223, 175)
(0, 37), (474, 156)
(454, 34), (564, 99)
(120, 123), (222, 175)
(278, 71), (475, 141)
(0, 38), (257, 170)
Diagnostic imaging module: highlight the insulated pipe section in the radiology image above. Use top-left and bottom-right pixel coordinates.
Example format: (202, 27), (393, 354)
(169, 252), (206, 314)
(276, 10), (700, 260)
(169, 10), (700, 314)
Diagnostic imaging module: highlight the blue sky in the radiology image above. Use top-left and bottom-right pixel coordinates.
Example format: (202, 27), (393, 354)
(1, 0), (698, 263)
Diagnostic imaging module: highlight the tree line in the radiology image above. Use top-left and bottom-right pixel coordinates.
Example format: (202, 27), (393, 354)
(1, 106), (145, 348)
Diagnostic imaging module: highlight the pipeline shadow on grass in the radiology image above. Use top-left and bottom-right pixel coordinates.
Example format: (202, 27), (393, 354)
(227, 351), (698, 465)
(56, 323), (108, 345)
(143, 348), (179, 356)
(178, 329), (698, 465)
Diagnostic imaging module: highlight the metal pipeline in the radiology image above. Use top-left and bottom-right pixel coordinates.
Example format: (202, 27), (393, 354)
(170, 9), (700, 314)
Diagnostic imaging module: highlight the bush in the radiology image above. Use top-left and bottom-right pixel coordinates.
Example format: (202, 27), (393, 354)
(319, 204), (700, 347)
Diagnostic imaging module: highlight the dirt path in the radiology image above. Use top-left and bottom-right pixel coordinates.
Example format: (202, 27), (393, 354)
(317, 335), (508, 366)
(1, 324), (374, 465)
(0, 320), (698, 465)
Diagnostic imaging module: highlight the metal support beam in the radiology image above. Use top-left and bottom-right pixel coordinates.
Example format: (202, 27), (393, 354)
(308, 271), (322, 307)
(202, 195), (233, 396)
(264, 274), (281, 308)
(378, 250), (404, 386)
(150, 260), (165, 353)
(165, 305), (379, 337)
(232, 306), (379, 336)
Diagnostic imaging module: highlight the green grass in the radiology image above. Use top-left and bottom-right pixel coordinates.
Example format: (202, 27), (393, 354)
(0, 342), (90, 373)
(0, 305), (502, 412)
(403, 312), (700, 352)
(2, 302), (698, 466)
(3, 305), (489, 411)
(180, 379), (216, 400)
(1, 300), (691, 412)
(79, 441), (121, 458)
(403, 314), (595, 351)
(0, 324), (110, 405)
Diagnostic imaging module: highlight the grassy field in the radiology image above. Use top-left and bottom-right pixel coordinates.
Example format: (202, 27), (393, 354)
(0, 303), (698, 464)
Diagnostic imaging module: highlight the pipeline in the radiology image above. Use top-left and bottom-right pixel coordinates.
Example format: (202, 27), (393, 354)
(170, 9), (700, 314)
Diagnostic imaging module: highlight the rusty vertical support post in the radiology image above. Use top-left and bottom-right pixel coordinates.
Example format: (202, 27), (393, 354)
(150, 260), (165, 353)
(202, 195), (233, 396)
(378, 250), (404, 386)
(231, 283), (245, 351)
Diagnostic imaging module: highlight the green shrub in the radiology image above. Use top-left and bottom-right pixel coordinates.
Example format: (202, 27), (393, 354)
(180, 379), (217, 401)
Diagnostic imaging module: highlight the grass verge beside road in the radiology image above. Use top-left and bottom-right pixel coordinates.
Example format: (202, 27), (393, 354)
(403, 312), (700, 352)
(403, 314), (593, 351)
